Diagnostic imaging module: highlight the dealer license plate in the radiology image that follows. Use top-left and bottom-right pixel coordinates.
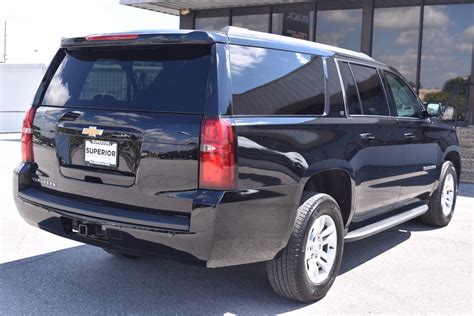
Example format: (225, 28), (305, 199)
(84, 140), (118, 167)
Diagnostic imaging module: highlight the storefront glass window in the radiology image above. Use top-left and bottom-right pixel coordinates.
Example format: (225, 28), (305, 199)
(195, 16), (228, 31)
(316, 9), (362, 51)
(232, 14), (269, 32)
(372, 6), (420, 86)
(419, 3), (473, 109)
(271, 10), (314, 41)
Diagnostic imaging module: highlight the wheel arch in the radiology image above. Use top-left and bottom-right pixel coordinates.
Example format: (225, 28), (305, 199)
(298, 160), (356, 228)
(443, 146), (461, 184)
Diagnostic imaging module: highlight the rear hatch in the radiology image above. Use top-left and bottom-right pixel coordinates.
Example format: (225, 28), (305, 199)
(30, 44), (212, 213)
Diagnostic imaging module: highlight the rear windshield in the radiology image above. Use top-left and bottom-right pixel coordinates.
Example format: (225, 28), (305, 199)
(41, 46), (212, 113)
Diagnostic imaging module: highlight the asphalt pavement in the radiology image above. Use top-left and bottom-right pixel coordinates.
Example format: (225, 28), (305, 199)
(1, 135), (473, 314)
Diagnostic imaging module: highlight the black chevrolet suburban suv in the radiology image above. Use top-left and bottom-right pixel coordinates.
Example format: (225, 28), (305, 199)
(13, 27), (461, 302)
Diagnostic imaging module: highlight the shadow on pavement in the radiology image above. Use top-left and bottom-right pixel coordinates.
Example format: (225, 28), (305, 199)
(0, 246), (304, 314)
(0, 222), (424, 314)
(340, 227), (411, 275)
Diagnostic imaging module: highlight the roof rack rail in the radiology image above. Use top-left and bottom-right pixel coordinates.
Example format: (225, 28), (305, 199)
(220, 26), (375, 62)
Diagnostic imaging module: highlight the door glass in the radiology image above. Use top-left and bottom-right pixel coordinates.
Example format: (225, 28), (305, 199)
(326, 58), (345, 117)
(350, 64), (389, 116)
(338, 61), (361, 115)
(385, 72), (421, 118)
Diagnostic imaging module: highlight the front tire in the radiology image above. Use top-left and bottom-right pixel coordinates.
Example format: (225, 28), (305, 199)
(266, 193), (344, 302)
(420, 161), (458, 227)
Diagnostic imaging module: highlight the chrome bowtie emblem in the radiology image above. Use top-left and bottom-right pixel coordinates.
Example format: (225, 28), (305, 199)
(82, 126), (104, 137)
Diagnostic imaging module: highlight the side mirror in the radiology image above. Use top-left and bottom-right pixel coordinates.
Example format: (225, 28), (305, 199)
(426, 103), (443, 117)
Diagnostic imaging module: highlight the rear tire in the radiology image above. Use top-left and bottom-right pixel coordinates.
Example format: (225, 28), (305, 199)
(420, 161), (457, 227)
(103, 248), (141, 259)
(266, 192), (344, 302)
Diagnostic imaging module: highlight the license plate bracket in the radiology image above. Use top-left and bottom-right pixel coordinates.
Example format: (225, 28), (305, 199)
(84, 139), (118, 167)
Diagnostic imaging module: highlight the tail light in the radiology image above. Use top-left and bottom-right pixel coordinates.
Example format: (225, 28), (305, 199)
(21, 106), (36, 162)
(199, 117), (236, 190)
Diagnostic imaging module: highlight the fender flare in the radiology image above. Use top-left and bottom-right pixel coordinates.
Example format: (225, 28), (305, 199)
(441, 145), (462, 180)
(294, 159), (357, 227)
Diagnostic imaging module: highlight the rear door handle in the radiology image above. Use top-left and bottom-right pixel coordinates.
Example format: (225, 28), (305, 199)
(404, 133), (416, 141)
(360, 133), (376, 141)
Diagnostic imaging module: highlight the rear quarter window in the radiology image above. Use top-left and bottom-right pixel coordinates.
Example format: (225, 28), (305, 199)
(230, 45), (325, 116)
(41, 46), (212, 113)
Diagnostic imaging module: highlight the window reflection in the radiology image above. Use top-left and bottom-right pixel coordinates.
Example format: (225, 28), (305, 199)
(316, 9), (362, 51)
(350, 64), (389, 116)
(372, 6), (420, 85)
(385, 72), (421, 118)
(326, 58), (345, 117)
(42, 57), (71, 106)
(271, 11), (314, 40)
(230, 45), (325, 115)
(420, 3), (473, 110)
(195, 16), (228, 31)
(232, 14), (269, 32)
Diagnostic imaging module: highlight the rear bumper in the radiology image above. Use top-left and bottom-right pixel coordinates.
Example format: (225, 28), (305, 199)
(13, 163), (299, 267)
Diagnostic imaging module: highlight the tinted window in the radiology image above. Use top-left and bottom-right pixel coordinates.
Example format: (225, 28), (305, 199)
(326, 58), (345, 117)
(230, 45), (325, 115)
(41, 46), (211, 113)
(350, 64), (389, 116)
(385, 72), (421, 118)
(338, 61), (361, 115)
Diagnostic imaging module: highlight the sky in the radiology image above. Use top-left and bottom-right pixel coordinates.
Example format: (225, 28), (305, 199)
(0, 0), (179, 64)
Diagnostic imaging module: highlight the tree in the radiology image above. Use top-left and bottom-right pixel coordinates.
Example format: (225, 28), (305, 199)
(423, 76), (470, 121)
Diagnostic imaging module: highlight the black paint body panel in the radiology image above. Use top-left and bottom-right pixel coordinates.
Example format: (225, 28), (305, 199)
(13, 38), (460, 268)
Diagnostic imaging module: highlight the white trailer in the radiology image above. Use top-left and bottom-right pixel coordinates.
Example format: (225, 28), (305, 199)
(0, 64), (46, 133)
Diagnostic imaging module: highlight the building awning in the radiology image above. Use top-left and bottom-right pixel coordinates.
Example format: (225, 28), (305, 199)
(120, 0), (312, 16)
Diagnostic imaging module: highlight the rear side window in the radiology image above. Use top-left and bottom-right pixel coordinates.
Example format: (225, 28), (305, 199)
(338, 61), (361, 115)
(349, 64), (389, 116)
(326, 58), (345, 117)
(41, 46), (212, 113)
(230, 45), (325, 115)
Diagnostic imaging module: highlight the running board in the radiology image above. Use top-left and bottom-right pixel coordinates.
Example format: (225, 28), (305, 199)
(344, 204), (428, 242)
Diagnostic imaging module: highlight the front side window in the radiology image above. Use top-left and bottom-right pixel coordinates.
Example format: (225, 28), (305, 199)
(350, 64), (389, 116)
(230, 45), (325, 115)
(385, 72), (422, 118)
